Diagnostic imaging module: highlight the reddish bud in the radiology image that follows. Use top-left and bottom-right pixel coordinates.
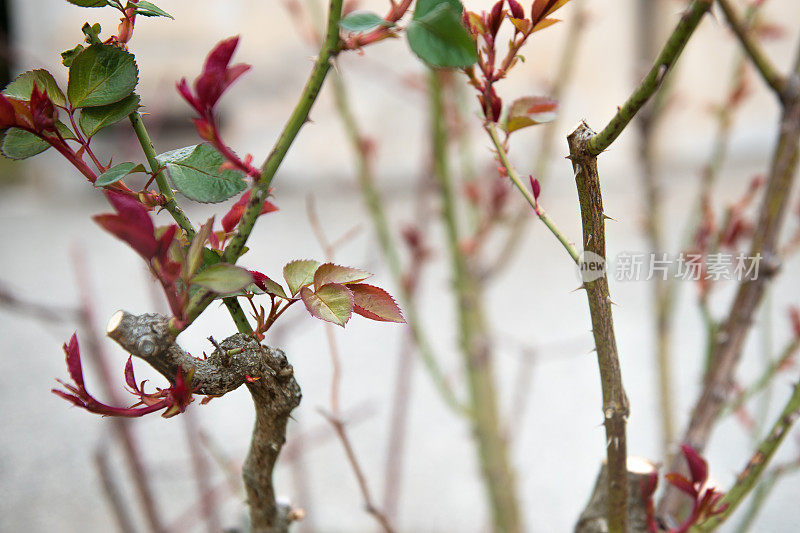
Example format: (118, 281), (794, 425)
(530, 175), (541, 201)
(489, 1), (504, 37)
(30, 85), (57, 132)
(508, 0), (525, 19)
(192, 117), (216, 142)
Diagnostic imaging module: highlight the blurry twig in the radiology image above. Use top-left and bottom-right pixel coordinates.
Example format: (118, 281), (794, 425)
(0, 281), (79, 323)
(307, 199), (396, 533)
(71, 248), (166, 533)
(487, 2), (588, 277)
(182, 409), (222, 533)
(94, 443), (137, 533)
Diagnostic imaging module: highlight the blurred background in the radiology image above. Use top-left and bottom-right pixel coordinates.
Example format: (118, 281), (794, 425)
(1, 0), (800, 531)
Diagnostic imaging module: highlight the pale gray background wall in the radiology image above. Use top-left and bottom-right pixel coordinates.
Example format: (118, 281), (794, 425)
(1, 1), (800, 532)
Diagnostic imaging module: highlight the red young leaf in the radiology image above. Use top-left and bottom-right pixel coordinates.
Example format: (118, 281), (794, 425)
(348, 283), (405, 323)
(29, 85), (56, 132)
(681, 444), (708, 486)
(250, 270), (289, 299)
(665, 473), (697, 497)
(221, 189), (278, 234)
(0, 94), (18, 128)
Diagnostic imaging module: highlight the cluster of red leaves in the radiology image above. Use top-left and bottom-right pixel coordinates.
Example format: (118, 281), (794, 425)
(94, 191), (186, 322)
(53, 334), (196, 419)
(691, 175), (764, 297)
(463, 0), (568, 122)
(642, 445), (727, 532)
(177, 36), (261, 179)
(215, 190), (278, 248)
(0, 85), (57, 133)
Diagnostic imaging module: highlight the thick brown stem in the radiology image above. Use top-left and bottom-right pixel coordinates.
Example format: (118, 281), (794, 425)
(568, 123), (630, 533)
(106, 311), (302, 532)
(575, 458), (657, 533)
(658, 79), (800, 521)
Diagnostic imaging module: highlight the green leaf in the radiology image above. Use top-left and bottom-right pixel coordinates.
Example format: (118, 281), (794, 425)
(258, 276), (288, 299)
(67, 0), (109, 7)
(67, 44), (138, 108)
(191, 263), (254, 294)
(339, 11), (389, 33)
(82, 22), (103, 45)
(62, 45), (85, 67)
(407, 2), (477, 68)
(185, 218), (214, 279)
(3, 70), (67, 107)
(79, 93), (140, 137)
(300, 284), (354, 327)
(94, 161), (146, 187)
(283, 260), (320, 296)
(132, 1), (174, 19)
(1, 122), (75, 160)
(156, 144), (247, 203)
(349, 283), (405, 323)
(313, 263), (371, 289)
(1, 129), (49, 159)
(414, 0), (463, 18)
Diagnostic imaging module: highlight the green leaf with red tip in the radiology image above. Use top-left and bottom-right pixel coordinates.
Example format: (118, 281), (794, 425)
(191, 263), (253, 294)
(300, 284), (354, 327)
(250, 271), (288, 299)
(95, 161), (146, 187)
(504, 96), (558, 133)
(283, 259), (320, 296)
(313, 263), (371, 289)
(348, 283), (405, 323)
(3, 69), (67, 107)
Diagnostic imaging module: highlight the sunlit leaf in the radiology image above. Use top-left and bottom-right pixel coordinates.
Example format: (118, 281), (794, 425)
(300, 283), (354, 327)
(313, 263), (371, 289)
(283, 259), (320, 296)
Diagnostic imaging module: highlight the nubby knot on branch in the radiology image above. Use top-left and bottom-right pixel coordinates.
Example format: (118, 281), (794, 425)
(106, 310), (301, 402)
(106, 310), (302, 532)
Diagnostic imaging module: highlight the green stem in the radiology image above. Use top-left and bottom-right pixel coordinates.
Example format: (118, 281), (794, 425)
(430, 70), (522, 533)
(588, 0), (712, 155)
(181, 0), (344, 330)
(330, 70), (465, 415)
(128, 111), (195, 239)
(693, 381), (800, 531)
(223, 298), (253, 334)
(716, 0), (786, 97)
(129, 111), (254, 334)
(486, 122), (580, 264)
(724, 337), (800, 417)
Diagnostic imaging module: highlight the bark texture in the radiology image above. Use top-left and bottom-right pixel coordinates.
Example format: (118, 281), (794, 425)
(107, 311), (302, 532)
